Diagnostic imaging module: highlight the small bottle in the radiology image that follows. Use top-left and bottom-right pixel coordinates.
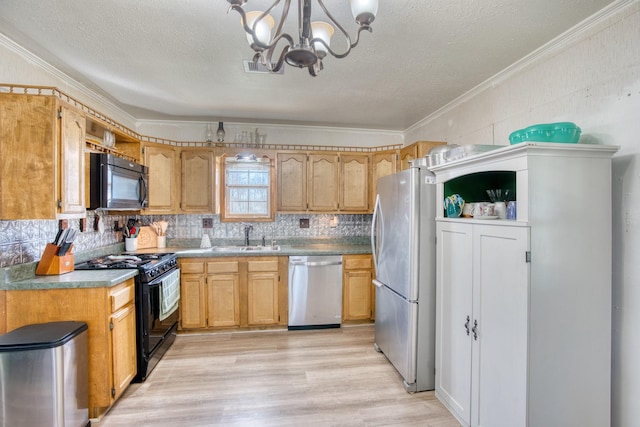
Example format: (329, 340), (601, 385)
(205, 124), (214, 142)
(216, 122), (225, 142)
(506, 201), (517, 220)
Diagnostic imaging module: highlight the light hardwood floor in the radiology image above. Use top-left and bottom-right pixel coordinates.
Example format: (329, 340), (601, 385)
(93, 324), (461, 427)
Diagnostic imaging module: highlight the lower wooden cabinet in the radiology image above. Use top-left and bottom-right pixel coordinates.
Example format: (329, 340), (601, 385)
(208, 260), (240, 327)
(4, 278), (137, 418)
(247, 259), (280, 325)
(342, 254), (375, 322)
(179, 256), (287, 330)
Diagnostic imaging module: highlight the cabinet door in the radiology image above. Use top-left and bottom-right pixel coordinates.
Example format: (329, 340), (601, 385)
(247, 272), (279, 325)
(144, 144), (177, 213)
(0, 95), (84, 219)
(371, 151), (396, 210)
(179, 274), (207, 329)
(308, 153), (339, 211)
(277, 152), (307, 211)
(343, 270), (373, 320)
(340, 154), (370, 212)
(343, 254), (373, 321)
(58, 103), (86, 216)
(181, 149), (215, 213)
(207, 274), (240, 327)
(110, 303), (136, 401)
(435, 221), (473, 426)
(399, 144), (418, 171)
(471, 225), (529, 427)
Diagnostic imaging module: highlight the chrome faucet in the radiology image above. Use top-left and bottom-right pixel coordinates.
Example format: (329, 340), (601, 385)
(243, 224), (253, 246)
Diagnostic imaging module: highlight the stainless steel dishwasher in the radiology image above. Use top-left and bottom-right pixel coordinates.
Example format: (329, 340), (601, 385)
(288, 255), (343, 330)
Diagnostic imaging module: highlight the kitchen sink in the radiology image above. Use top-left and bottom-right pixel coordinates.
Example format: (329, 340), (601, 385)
(180, 245), (280, 254)
(238, 245), (280, 252)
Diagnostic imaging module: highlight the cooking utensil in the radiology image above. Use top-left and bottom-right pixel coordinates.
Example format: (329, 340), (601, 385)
(97, 216), (105, 234)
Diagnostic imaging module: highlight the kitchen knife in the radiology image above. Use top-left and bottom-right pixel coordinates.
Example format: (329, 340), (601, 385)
(57, 229), (76, 256)
(55, 228), (69, 246)
(53, 228), (64, 245)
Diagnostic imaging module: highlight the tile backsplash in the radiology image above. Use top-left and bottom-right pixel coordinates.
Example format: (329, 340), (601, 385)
(0, 212), (371, 268)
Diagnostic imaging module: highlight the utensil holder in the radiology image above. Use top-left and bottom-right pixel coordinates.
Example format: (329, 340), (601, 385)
(35, 243), (75, 275)
(125, 237), (138, 252)
(156, 236), (166, 249)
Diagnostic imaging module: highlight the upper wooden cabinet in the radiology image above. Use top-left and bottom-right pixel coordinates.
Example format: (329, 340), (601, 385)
(180, 149), (215, 213)
(143, 142), (178, 214)
(339, 154), (370, 212)
(371, 150), (397, 208)
(308, 153), (340, 211)
(277, 152), (307, 211)
(399, 141), (446, 170)
(85, 118), (142, 163)
(0, 93), (86, 219)
(277, 151), (370, 213)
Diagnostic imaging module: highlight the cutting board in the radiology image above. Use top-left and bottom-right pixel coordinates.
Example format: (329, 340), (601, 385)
(137, 226), (158, 249)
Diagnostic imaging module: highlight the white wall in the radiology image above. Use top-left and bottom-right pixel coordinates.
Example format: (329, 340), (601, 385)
(405, 2), (640, 425)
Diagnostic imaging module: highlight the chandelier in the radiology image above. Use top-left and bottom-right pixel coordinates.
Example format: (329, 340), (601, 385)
(226, 0), (378, 76)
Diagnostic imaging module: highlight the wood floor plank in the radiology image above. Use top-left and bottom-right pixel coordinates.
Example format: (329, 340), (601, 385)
(93, 325), (460, 427)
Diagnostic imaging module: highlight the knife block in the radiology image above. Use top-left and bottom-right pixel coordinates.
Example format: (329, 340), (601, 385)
(35, 243), (75, 275)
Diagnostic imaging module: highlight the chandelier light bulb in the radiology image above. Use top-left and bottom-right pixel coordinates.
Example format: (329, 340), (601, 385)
(311, 21), (334, 59)
(244, 11), (275, 47)
(350, 0), (378, 26)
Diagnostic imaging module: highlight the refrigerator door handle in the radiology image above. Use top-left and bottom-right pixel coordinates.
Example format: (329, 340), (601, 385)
(371, 194), (382, 273)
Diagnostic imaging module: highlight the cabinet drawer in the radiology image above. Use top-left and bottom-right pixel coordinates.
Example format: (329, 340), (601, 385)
(207, 261), (239, 274)
(247, 260), (278, 272)
(180, 260), (206, 274)
(343, 256), (372, 270)
(110, 279), (135, 312)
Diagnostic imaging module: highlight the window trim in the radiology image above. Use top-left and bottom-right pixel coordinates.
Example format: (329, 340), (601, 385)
(220, 154), (275, 222)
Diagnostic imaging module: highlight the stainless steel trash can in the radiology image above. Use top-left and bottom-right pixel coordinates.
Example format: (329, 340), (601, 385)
(0, 321), (89, 427)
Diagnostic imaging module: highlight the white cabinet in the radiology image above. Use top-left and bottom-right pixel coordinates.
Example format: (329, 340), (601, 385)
(432, 142), (618, 427)
(435, 222), (473, 425)
(437, 222), (529, 427)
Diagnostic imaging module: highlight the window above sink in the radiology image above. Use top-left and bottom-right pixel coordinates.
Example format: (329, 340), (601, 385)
(220, 154), (275, 222)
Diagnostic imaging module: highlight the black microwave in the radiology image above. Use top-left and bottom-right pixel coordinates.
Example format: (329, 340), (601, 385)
(89, 153), (148, 210)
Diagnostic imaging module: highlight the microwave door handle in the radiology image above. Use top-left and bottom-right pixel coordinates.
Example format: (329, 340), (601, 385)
(139, 175), (148, 207)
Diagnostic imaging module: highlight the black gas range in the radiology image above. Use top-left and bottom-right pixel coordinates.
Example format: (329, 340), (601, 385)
(75, 252), (177, 284)
(75, 252), (180, 382)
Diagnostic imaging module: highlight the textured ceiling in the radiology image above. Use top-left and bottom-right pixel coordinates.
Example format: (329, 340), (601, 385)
(0, 0), (616, 130)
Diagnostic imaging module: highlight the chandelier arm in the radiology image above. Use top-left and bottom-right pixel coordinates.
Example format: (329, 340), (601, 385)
(314, 0), (373, 59)
(311, 25), (370, 60)
(263, 43), (290, 73)
(270, 0), (291, 43)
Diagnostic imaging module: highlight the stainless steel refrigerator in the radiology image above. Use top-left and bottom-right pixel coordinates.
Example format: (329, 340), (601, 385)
(371, 162), (436, 392)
